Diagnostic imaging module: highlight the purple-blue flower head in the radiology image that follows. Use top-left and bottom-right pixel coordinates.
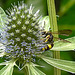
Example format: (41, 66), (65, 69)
(0, 1), (45, 65)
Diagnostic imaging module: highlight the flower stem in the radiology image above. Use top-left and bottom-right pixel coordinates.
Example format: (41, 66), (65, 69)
(47, 0), (61, 75)
(24, 66), (29, 75)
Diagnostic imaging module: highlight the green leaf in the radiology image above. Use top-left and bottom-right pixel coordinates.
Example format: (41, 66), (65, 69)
(0, 61), (9, 66)
(51, 36), (75, 51)
(40, 16), (50, 31)
(0, 7), (7, 30)
(40, 16), (59, 31)
(0, 7), (7, 57)
(27, 63), (46, 75)
(41, 56), (75, 73)
(0, 60), (15, 75)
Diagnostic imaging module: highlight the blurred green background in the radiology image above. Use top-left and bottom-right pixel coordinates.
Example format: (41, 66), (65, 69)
(0, 0), (75, 75)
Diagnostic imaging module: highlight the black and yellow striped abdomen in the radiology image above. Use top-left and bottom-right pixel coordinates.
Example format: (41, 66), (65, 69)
(41, 43), (54, 51)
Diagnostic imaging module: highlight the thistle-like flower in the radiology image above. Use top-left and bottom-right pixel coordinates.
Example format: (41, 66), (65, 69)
(0, 1), (75, 75)
(0, 1), (45, 68)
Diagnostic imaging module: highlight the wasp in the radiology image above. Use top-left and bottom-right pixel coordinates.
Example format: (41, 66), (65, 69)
(41, 31), (54, 51)
(41, 29), (72, 51)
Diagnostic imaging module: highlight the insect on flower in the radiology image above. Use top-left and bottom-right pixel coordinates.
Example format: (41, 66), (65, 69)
(40, 22), (72, 51)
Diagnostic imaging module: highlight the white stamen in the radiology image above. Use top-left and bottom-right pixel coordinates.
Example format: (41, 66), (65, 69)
(25, 21), (29, 24)
(17, 21), (21, 25)
(15, 38), (20, 41)
(22, 3), (24, 8)
(27, 15), (31, 18)
(11, 12), (14, 16)
(28, 29), (32, 33)
(22, 25), (26, 30)
(16, 11), (20, 14)
(13, 8), (16, 12)
(24, 10), (28, 13)
(8, 19), (12, 22)
(6, 21), (9, 24)
(35, 26), (38, 29)
(21, 15), (25, 18)
(29, 4), (34, 14)
(15, 30), (20, 33)
(18, 6), (21, 10)
(21, 34), (26, 37)
(8, 26), (11, 29)
(34, 10), (40, 17)
(36, 34), (40, 37)
(12, 24), (16, 28)
(33, 32), (37, 35)
(37, 16), (42, 21)
(10, 32), (14, 36)
(32, 17), (36, 21)
(11, 3), (15, 8)
(27, 37), (31, 40)
(31, 23), (35, 26)
(14, 6), (17, 8)
(21, 48), (23, 51)
(12, 17), (16, 20)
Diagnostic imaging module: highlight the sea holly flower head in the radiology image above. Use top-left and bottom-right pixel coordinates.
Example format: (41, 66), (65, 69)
(0, 1), (46, 68)
(0, 1), (75, 75)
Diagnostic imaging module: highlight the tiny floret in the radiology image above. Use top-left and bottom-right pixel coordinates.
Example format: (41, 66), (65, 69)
(12, 24), (16, 28)
(28, 29), (32, 33)
(17, 21), (21, 25)
(21, 42), (27, 46)
(22, 25), (26, 30)
(27, 37), (32, 40)
(33, 32), (37, 35)
(24, 10), (28, 13)
(25, 21), (29, 24)
(15, 38), (20, 41)
(16, 11), (20, 14)
(15, 29), (20, 33)
(27, 15), (31, 18)
(21, 15), (25, 18)
(31, 23), (35, 26)
(10, 32), (14, 36)
(11, 12), (14, 16)
(18, 6), (22, 10)
(6, 21), (9, 24)
(7, 26), (11, 30)
(21, 34), (26, 37)
(32, 17), (36, 21)
(12, 16), (16, 20)
(8, 19), (12, 22)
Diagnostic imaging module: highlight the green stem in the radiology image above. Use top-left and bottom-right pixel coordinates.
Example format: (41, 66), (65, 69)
(47, 0), (61, 75)
(24, 66), (29, 75)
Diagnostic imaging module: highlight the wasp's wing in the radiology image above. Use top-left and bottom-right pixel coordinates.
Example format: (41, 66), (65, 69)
(52, 29), (72, 36)
(53, 36), (71, 43)
(59, 29), (72, 35)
